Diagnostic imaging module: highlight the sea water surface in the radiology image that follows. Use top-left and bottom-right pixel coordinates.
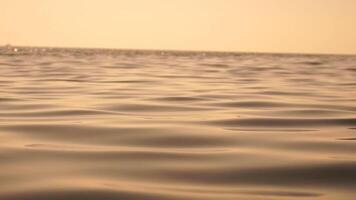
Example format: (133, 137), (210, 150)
(0, 47), (356, 200)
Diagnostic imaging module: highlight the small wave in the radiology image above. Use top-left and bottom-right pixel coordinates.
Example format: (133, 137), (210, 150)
(1, 48), (356, 199)
(206, 118), (356, 128)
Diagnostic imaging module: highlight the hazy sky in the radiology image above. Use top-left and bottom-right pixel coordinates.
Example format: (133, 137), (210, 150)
(1, 0), (356, 54)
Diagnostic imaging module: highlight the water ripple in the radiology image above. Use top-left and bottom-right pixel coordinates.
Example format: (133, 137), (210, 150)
(0, 47), (356, 199)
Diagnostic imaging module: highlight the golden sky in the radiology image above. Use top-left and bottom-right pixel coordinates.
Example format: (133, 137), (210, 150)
(1, 0), (355, 54)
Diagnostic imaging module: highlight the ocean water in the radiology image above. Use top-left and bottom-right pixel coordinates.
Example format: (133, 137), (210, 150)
(0, 47), (356, 200)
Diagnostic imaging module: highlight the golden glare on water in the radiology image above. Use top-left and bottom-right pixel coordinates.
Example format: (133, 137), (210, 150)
(1, 0), (356, 199)
(0, 47), (356, 200)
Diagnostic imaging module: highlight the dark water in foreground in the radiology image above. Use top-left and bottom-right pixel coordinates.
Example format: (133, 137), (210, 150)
(1, 47), (356, 200)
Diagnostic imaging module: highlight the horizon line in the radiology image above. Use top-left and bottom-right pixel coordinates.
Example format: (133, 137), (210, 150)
(2, 44), (356, 57)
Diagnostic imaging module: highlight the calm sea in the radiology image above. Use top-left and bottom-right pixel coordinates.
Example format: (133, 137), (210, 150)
(1, 47), (356, 200)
